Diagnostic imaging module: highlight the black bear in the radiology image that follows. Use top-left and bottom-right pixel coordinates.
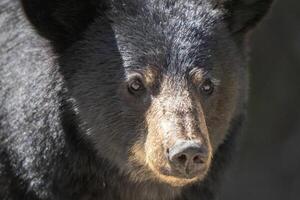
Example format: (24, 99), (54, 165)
(0, 0), (273, 199)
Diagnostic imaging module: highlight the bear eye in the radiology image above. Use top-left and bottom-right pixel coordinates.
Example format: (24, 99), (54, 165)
(128, 79), (145, 94)
(200, 79), (214, 96)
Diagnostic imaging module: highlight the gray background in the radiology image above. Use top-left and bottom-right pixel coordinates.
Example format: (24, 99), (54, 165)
(220, 0), (300, 199)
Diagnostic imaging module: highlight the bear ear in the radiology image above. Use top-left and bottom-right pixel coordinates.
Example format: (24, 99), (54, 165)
(222, 0), (274, 34)
(21, 0), (107, 51)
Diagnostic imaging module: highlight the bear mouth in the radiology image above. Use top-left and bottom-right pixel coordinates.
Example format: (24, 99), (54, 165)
(146, 159), (210, 187)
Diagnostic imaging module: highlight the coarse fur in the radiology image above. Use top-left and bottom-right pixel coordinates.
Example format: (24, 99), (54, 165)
(0, 0), (273, 199)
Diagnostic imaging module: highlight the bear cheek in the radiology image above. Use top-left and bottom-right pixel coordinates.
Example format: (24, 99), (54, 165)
(206, 78), (239, 151)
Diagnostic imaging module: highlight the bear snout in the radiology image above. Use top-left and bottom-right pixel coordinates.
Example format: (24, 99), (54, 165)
(167, 140), (209, 179)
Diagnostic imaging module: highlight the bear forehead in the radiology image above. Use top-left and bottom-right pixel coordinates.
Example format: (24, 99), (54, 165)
(110, 0), (224, 73)
(111, 0), (223, 42)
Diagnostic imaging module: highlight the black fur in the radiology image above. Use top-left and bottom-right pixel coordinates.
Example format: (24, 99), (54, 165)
(0, 0), (272, 199)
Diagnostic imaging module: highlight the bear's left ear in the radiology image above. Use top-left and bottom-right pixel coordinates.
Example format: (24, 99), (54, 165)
(21, 0), (108, 52)
(222, 0), (274, 34)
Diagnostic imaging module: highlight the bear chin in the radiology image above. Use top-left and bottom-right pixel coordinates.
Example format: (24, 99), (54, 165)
(151, 171), (206, 187)
(147, 163), (209, 187)
(124, 160), (209, 188)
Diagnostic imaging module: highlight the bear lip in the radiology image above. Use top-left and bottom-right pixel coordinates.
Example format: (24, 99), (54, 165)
(146, 160), (210, 187)
(157, 163), (208, 179)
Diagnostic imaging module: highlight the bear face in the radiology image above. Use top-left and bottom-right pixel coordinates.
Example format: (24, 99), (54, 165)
(22, 0), (273, 189)
(58, 2), (242, 187)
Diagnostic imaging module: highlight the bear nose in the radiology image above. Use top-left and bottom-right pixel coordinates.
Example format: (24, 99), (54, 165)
(168, 141), (207, 178)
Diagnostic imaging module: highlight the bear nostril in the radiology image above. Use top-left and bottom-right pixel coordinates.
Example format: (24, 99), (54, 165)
(193, 155), (204, 164)
(176, 154), (187, 165)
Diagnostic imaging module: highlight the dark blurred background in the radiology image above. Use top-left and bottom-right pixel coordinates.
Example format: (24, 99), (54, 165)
(220, 0), (300, 199)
